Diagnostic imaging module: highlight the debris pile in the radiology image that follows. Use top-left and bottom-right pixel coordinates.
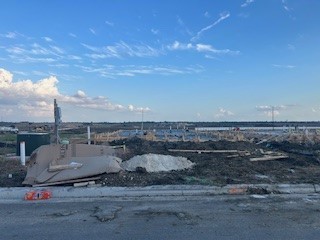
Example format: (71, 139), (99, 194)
(22, 143), (121, 186)
(22, 143), (195, 186)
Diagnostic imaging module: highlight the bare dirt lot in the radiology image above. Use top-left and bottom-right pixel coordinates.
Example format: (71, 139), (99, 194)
(1, 137), (320, 187)
(98, 138), (320, 187)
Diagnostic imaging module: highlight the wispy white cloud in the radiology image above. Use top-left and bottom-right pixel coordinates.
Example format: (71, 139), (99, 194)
(214, 108), (234, 119)
(256, 105), (295, 111)
(12, 70), (28, 76)
(76, 64), (203, 78)
(5, 42), (66, 63)
(177, 16), (193, 36)
(167, 41), (193, 51)
(0, 68), (149, 120)
(89, 28), (96, 35)
(50, 45), (65, 54)
(311, 107), (320, 113)
(128, 104), (150, 113)
(32, 70), (49, 76)
(272, 64), (296, 69)
(151, 29), (159, 35)
(241, 0), (254, 8)
(204, 11), (210, 18)
(2, 32), (17, 39)
(105, 21), (114, 27)
(0, 31), (28, 40)
(167, 41), (240, 55)
(8, 55), (57, 63)
(82, 41), (162, 59)
(42, 37), (53, 42)
(196, 43), (239, 54)
(49, 63), (69, 68)
(287, 44), (295, 51)
(69, 33), (77, 38)
(204, 55), (218, 60)
(191, 12), (230, 42)
(282, 0), (291, 12)
(7, 43), (63, 57)
(67, 55), (82, 60)
(81, 43), (99, 52)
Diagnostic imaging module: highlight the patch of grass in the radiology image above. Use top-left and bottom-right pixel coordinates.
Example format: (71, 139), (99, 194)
(0, 133), (16, 142)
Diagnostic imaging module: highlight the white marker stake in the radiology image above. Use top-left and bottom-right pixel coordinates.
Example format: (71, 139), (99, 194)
(20, 141), (26, 166)
(87, 126), (91, 145)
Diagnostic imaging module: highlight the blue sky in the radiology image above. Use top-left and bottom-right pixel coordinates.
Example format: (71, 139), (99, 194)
(0, 0), (319, 122)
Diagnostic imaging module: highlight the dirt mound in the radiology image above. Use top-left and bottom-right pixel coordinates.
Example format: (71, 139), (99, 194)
(121, 154), (194, 172)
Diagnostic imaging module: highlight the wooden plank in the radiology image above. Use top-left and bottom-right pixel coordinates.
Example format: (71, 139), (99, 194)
(32, 176), (101, 187)
(168, 149), (239, 153)
(250, 155), (288, 162)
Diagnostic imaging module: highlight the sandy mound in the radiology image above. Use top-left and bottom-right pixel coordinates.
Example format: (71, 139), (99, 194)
(121, 154), (194, 172)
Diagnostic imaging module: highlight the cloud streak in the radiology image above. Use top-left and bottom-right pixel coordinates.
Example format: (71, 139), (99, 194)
(272, 64), (296, 69)
(241, 0), (254, 8)
(0, 31), (24, 39)
(191, 12), (230, 42)
(82, 41), (163, 59)
(282, 0), (291, 12)
(105, 21), (114, 27)
(177, 16), (193, 36)
(76, 64), (203, 78)
(167, 41), (240, 55)
(5, 42), (66, 64)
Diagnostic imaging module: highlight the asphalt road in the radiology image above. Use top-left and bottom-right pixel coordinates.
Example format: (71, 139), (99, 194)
(1, 194), (320, 240)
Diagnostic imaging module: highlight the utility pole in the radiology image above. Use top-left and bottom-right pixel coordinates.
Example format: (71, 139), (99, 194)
(53, 99), (61, 144)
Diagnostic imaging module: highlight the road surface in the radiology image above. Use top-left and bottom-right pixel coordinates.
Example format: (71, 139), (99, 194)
(1, 194), (320, 239)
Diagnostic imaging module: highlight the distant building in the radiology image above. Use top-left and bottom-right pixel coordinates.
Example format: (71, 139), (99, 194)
(0, 126), (19, 133)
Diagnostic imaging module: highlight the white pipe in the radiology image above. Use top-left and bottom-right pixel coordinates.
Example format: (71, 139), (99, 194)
(20, 141), (26, 166)
(87, 126), (91, 145)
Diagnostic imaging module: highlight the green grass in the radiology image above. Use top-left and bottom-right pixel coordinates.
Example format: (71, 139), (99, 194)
(0, 133), (16, 142)
(0, 133), (16, 155)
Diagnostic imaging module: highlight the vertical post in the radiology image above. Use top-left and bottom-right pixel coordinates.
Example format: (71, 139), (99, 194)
(54, 99), (61, 144)
(87, 126), (91, 145)
(20, 141), (26, 166)
(141, 109), (144, 133)
(272, 106), (275, 130)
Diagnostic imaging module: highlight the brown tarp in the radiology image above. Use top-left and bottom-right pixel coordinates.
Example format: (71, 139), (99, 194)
(23, 143), (121, 185)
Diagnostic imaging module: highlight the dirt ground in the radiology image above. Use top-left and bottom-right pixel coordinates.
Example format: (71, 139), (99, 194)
(1, 137), (320, 187)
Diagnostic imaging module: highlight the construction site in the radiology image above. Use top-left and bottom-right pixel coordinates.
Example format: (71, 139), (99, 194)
(1, 101), (320, 189)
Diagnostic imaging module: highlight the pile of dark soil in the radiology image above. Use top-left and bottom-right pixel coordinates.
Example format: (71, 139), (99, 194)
(99, 137), (320, 187)
(0, 158), (26, 187)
